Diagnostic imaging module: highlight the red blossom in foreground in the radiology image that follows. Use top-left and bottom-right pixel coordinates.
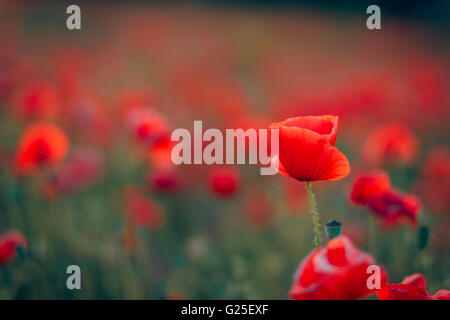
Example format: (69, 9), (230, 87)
(350, 171), (420, 229)
(269, 115), (350, 182)
(208, 168), (240, 197)
(363, 123), (418, 168)
(289, 235), (388, 300)
(0, 230), (27, 266)
(377, 273), (450, 300)
(124, 187), (165, 230)
(15, 123), (69, 175)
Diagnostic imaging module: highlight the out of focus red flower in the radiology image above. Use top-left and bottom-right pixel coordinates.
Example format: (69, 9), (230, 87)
(350, 171), (390, 205)
(15, 123), (69, 175)
(350, 171), (420, 229)
(208, 168), (240, 197)
(415, 146), (450, 214)
(364, 190), (420, 229)
(268, 115), (350, 182)
(289, 235), (388, 300)
(11, 80), (61, 120)
(377, 273), (450, 300)
(43, 147), (104, 198)
(0, 230), (27, 266)
(363, 123), (418, 167)
(125, 107), (169, 145)
(124, 187), (165, 230)
(148, 169), (181, 193)
(149, 137), (176, 170)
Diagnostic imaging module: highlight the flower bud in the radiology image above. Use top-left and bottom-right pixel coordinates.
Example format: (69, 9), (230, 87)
(325, 219), (342, 239)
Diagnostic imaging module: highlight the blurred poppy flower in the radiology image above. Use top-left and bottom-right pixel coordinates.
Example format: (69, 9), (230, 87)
(415, 146), (450, 215)
(268, 115), (350, 181)
(148, 169), (181, 193)
(11, 80), (61, 121)
(0, 230), (27, 266)
(149, 137), (176, 170)
(43, 147), (104, 198)
(15, 123), (69, 175)
(124, 187), (165, 231)
(125, 107), (169, 146)
(377, 273), (450, 300)
(363, 123), (418, 167)
(208, 168), (240, 197)
(350, 171), (390, 205)
(350, 171), (420, 229)
(364, 190), (420, 229)
(289, 235), (388, 300)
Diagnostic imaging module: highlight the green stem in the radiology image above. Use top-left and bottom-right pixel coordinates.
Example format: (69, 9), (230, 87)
(305, 181), (322, 248)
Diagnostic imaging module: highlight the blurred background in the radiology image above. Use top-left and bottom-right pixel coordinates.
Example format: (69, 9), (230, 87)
(0, 0), (449, 299)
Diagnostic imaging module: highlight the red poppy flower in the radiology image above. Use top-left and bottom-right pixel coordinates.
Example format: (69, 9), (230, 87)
(209, 168), (240, 197)
(124, 187), (165, 230)
(289, 235), (388, 300)
(15, 123), (69, 175)
(350, 171), (391, 205)
(377, 273), (450, 300)
(268, 115), (350, 182)
(0, 230), (27, 266)
(363, 123), (418, 167)
(350, 172), (420, 228)
(364, 189), (420, 229)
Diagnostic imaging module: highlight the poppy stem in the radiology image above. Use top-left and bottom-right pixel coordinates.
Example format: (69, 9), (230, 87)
(305, 181), (322, 248)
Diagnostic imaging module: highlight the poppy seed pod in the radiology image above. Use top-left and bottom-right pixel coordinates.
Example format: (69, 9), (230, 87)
(325, 219), (342, 239)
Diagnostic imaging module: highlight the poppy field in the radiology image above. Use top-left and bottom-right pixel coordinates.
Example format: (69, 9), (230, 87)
(0, 2), (449, 300)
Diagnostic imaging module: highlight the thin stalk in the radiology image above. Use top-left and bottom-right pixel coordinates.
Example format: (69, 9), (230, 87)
(305, 181), (322, 248)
